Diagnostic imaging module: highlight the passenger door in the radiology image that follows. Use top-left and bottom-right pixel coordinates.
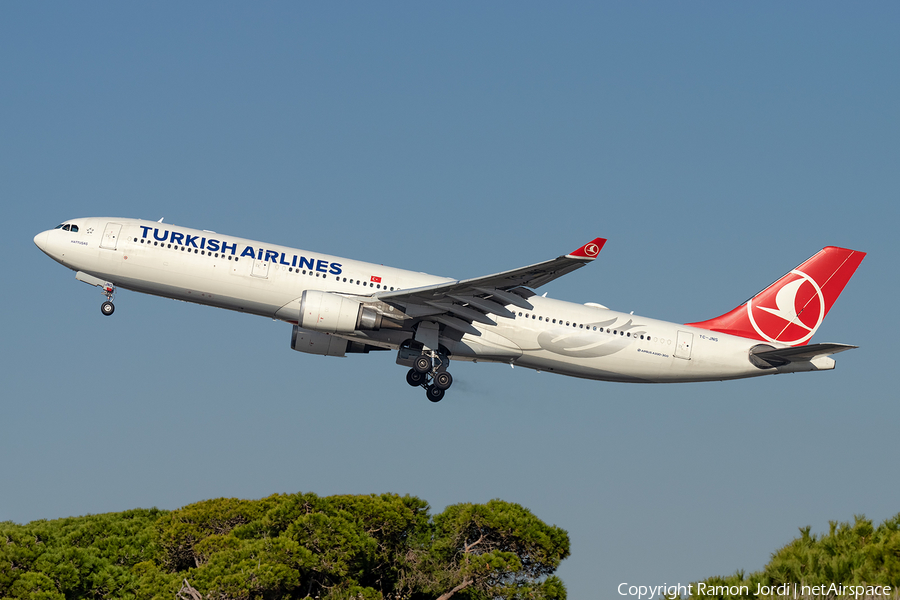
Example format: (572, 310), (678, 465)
(251, 258), (270, 278)
(675, 331), (693, 360)
(100, 223), (122, 250)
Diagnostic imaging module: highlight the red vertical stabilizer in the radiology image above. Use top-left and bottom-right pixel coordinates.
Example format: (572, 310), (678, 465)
(687, 246), (866, 346)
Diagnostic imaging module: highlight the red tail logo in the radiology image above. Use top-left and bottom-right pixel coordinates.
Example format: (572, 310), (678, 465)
(688, 246), (865, 346)
(568, 238), (606, 259)
(748, 269), (824, 345)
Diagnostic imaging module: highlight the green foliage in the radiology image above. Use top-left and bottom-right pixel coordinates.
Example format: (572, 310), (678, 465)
(155, 496), (280, 572)
(0, 493), (566, 600)
(402, 499), (570, 600)
(0, 508), (164, 600)
(681, 513), (900, 599)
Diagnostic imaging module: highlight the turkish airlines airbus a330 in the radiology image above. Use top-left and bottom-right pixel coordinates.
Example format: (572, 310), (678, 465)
(34, 218), (865, 402)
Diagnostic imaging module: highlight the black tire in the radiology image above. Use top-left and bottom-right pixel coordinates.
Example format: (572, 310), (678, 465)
(101, 301), (115, 316)
(406, 369), (425, 387)
(426, 385), (445, 403)
(433, 371), (453, 390)
(413, 355), (431, 374)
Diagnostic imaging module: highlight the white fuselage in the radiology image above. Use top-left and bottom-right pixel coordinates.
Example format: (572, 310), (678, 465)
(35, 217), (822, 384)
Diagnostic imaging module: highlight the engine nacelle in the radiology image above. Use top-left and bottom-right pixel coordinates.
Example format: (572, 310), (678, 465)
(298, 290), (383, 333)
(289, 326), (389, 357)
(291, 325), (348, 357)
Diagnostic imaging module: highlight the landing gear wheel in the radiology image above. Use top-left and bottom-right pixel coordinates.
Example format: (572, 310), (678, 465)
(426, 385), (445, 403)
(413, 355), (432, 374)
(433, 371), (453, 390)
(101, 301), (115, 316)
(406, 369), (426, 387)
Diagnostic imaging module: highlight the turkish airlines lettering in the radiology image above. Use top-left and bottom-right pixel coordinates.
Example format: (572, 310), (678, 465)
(34, 218), (866, 402)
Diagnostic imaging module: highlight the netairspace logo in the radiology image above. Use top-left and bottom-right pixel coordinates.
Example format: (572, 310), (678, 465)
(617, 581), (894, 599)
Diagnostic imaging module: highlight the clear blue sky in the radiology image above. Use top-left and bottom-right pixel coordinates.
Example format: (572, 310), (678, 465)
(2, 3), (898, 597)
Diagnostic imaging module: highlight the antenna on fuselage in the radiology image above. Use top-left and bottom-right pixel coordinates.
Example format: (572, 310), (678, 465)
(158, 217), (164, 223)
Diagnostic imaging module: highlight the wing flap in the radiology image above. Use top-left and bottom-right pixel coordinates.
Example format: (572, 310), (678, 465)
(425, 301), (497, 325)
(447, 294), (516, 318)
(432, 314), (482, 336)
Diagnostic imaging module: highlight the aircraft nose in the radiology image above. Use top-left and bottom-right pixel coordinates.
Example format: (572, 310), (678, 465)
(34, 231), (49, 252)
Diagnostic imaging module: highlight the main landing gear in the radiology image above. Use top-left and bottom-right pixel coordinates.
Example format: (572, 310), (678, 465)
(402, 348), (453, 402)
(100, 285), (116, 316)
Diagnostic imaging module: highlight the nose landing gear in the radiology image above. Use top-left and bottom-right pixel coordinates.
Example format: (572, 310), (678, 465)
(74, 272), (118, 316)
(100, 285), (116, 316)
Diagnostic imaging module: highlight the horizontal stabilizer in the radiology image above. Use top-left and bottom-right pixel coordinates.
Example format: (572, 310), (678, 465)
(750, 343), (857, 368)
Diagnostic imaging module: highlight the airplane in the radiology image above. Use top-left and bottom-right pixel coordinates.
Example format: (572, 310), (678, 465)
(34, 218), (866, 402)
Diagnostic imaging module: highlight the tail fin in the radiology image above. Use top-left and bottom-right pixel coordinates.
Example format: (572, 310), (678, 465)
(687, 246), (865, 346)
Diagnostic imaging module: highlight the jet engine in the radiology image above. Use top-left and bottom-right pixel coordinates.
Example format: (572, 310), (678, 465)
(298, 290), (384, 333)
(290, 325), (390, 357)
(291, 325), (349, 356)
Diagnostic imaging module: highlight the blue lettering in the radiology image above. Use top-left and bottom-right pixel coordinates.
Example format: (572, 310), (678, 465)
(185, 234), (199, 248)
(171, 231), (185, 245)
(264, 250), (278, 263)
(258, 248), (264, 260)
(153, 228), (169, 242)
(240, 245), (256, 258)
(329, 262), (343, 275)
(139, 225), (152, 239)
(279, 252), (290, 266)
(207, 239), (220, 252)
(200, 238), (206, 250)
(316, 259), (329, 273)
(221, 241), (237, 255)
(291, 255), (297, 267)
(298, 256), (314, 270)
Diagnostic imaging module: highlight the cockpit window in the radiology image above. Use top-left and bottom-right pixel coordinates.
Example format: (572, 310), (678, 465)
(62, 224), (71, 231)
(54, 223), (77, 231)
(70, 225), (79, 232)
(54, 224), (65, 229)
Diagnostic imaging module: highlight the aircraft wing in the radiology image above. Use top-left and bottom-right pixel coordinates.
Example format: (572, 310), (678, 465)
(372, 238), (606, 335)
(750, 343), (858, 367)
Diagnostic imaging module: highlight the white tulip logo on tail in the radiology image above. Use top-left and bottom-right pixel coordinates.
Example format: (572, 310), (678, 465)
(583, 243), (600, 257)
(747, 269), (825, 345)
